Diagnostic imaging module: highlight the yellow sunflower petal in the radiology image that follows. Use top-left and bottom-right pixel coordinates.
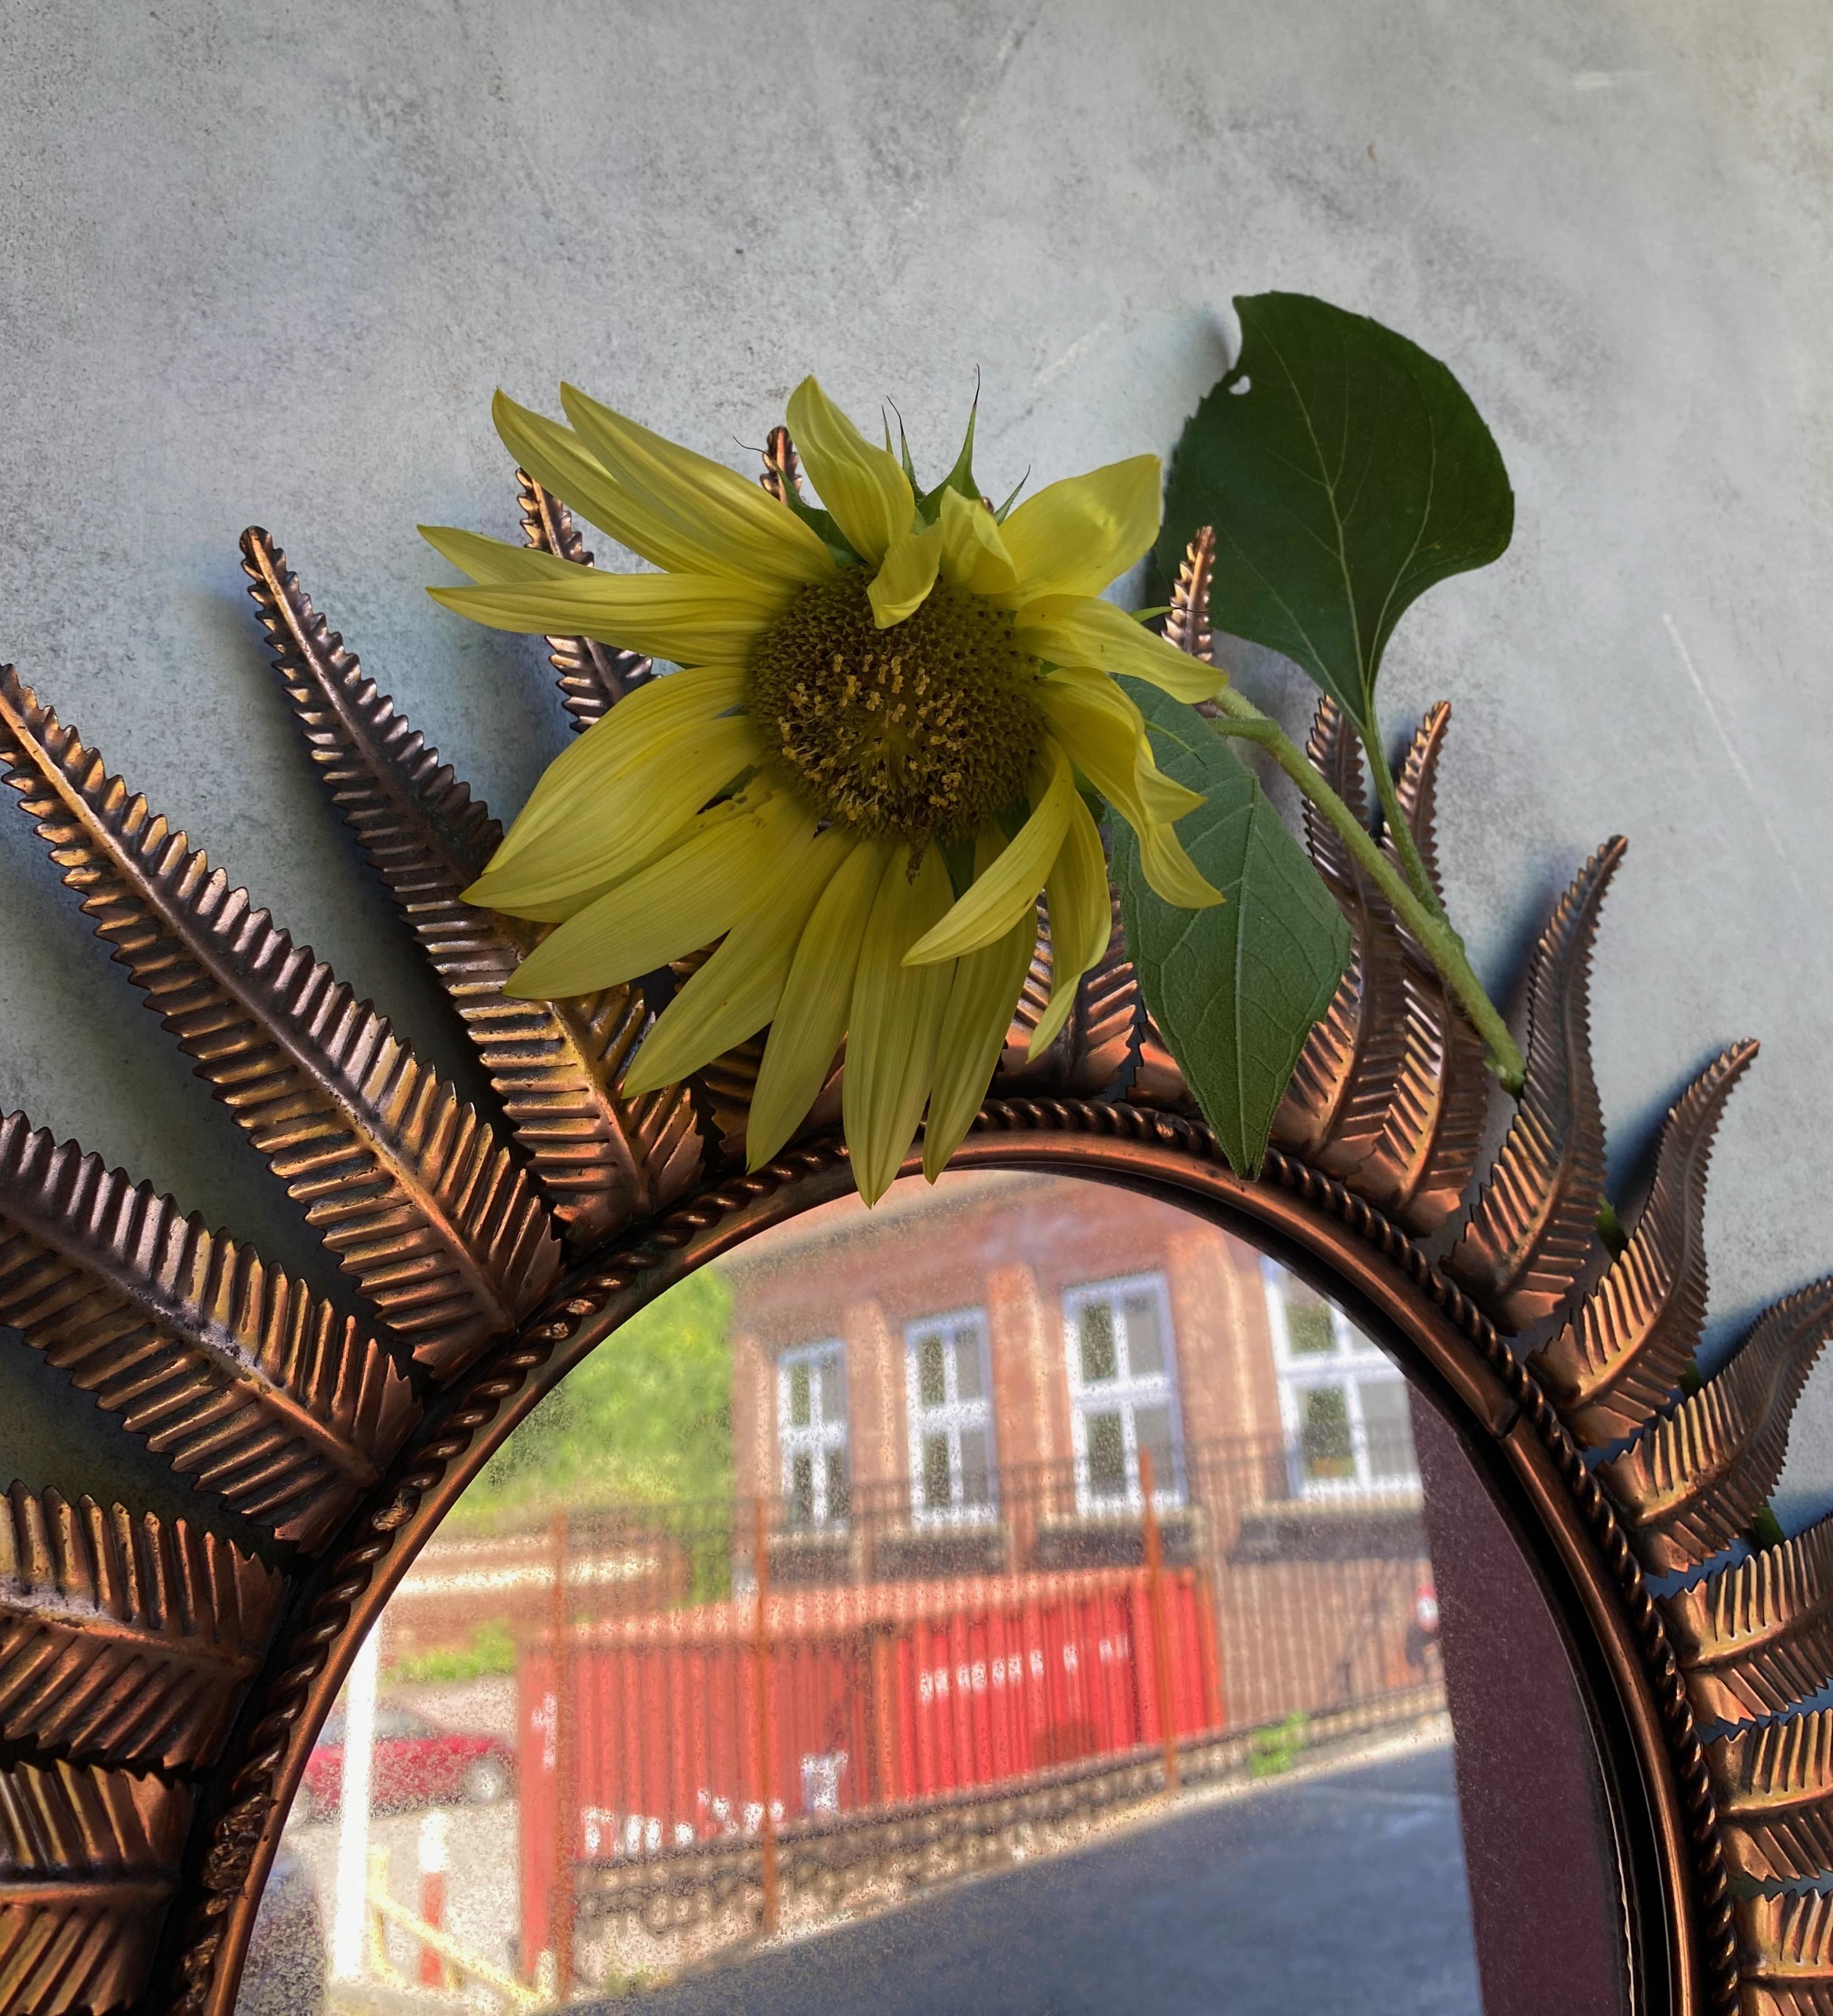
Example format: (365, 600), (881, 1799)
(491, 391), (698, 569)
(1136, 820), (1224, 912)
(1053, 670), (1198, 825)
(559, 382), (837, 588)
(746, 837), (891, 1169)
(622, 821), (845, 1096)
(921, 830), (1037, 1182)
(867, 519), (943, 627)
(429, 569), (788, 665)
(1029, 788), (1112, 1058)
(467, 712), (760, 921)
(504, 791), (791, 998)
(1041, 668), (1205, 822)
(843, 845), (956, 1205)
(999, 455), (1161, 600)
(1014, 593), (1224, 702)
(903, 743), (1075, 966)
(420, 524), (605, 588)
(1134, 745), (1208, 825)
(786, 377), (915, 565)
(1038, 676), (1221, 910)
(936, 489), (1019, 597)
(487, 663), (747, 871)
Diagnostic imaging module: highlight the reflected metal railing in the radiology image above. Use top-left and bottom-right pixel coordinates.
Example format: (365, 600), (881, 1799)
(371, 1438), (1442, 1985)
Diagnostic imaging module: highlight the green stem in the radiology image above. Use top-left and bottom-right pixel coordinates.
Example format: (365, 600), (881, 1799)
(1363, 725), (1448, 925)
(1208, 688), (1526, 1096)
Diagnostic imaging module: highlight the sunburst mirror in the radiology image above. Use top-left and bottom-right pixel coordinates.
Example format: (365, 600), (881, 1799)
(1, 392), (1829, 2016)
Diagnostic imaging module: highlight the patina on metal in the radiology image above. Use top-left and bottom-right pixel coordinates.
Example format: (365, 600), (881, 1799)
(0, 478), (1827, 2015)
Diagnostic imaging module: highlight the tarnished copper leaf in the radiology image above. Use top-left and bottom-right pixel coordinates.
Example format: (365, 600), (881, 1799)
(1163, 525), (1214, 671)
(1664, 1512), (1833, 1723)
(1708, 1707), (1833, 1881)
(1534, 1042), (1759, 1446)
(1270, 698), (1483, 1234)
(0, 670), (561, 1379)
(1446, 838), (1624, 1332)
(0, 1116), (416, 1548)
(1373, 960), (1490, 1237)
(1386, 702), (1453, 899)
(1365, 704), (1489, 1235)
(998, 894), (1136, 1097)
(1739, 1888), (1833, 2014)
(0, 1485), (280, 1772)
(1273, 702), (1408, 1182)
(242, 529), (702, 1244)
(0, 1759), (189, 2016)
(1299, 697), (1369, 889)
(1602, 1280), (1833, 1573)
(514, 472), (653, 730)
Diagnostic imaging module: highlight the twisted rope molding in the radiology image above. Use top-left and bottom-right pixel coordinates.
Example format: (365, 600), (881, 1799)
(162, 1101), (1734, 2016)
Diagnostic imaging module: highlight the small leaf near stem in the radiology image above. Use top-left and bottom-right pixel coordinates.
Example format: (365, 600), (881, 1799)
(1114, 680), (1351, 1178)
(1207, 685), (1527, 1096)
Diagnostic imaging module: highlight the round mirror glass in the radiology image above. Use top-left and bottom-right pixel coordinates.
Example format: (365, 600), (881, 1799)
(239, 1171), (1629, 2016)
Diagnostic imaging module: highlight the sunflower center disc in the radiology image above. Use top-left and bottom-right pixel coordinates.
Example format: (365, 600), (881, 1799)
(747, 573), (1045, 849)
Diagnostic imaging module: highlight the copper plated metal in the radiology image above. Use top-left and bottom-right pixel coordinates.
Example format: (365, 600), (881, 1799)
(0, 1760), (192, 2016)
(0, 1116), (417, 1551)
(0, 500), (1822, 2015)
(0, 668), (562, 1378)
(0, 1487), (281, 1774)
(1272, 699), (1411, 1181)
(1374, 703), (1491, 1232)
(1165, 526), (1215, 712)
(1532, 1041), (1759, 1446)
(1445, 835), (1622, 1331)
(1664, 1514), (1833, 1724)
(241, 527), (703, 1246)
(1601, 1283), (1833, 1574)
(1705, 1708), (1833, 1883)
(1741, 1890), (1833, 2014)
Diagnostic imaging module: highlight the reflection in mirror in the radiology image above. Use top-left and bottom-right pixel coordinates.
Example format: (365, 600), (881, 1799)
(241, 1173), (1624, 2015)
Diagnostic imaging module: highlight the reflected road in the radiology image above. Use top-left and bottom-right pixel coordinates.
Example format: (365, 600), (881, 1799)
(605, 1742), (1479, 2016)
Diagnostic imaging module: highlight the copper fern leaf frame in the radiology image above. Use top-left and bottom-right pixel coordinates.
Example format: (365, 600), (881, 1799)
(0, 447), (1828, 2016)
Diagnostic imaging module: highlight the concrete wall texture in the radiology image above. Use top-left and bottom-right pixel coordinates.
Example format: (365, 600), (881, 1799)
(2, 1), (1831, 1524)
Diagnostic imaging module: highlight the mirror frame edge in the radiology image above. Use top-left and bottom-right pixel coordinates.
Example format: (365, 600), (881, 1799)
(165, 1106), (1717, 2016)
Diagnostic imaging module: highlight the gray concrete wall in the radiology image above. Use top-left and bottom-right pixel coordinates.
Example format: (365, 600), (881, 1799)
(2, 0), (1831, 1521)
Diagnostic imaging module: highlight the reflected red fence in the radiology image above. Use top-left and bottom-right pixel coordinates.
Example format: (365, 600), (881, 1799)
(459, 1439), (1442, 1974)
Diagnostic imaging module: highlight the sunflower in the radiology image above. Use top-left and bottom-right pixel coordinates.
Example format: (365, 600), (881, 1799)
(422, 377), (1224, 1203)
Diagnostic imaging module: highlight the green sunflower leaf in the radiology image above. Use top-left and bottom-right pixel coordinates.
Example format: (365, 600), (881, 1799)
(1113, 679), (1350, 1178)
(1158, 292), (1514, 733)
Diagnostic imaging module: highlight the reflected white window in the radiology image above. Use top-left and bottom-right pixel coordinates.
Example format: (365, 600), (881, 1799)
(904, 1310), (996, 1524)
(777, 1339), (849, 1526)
(1062, 1274), (1183, 1512)
(1263, 1259), (1419, 1496)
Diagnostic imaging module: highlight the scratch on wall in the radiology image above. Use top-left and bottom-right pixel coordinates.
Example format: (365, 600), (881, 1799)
(1662, 609), (1804, 895)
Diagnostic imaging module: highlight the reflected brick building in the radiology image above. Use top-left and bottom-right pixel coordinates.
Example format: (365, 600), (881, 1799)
(721, 1171), (1433, 1726)
(727, 1172), (1419, 1517)
(505, 1174), (1448, 1969)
